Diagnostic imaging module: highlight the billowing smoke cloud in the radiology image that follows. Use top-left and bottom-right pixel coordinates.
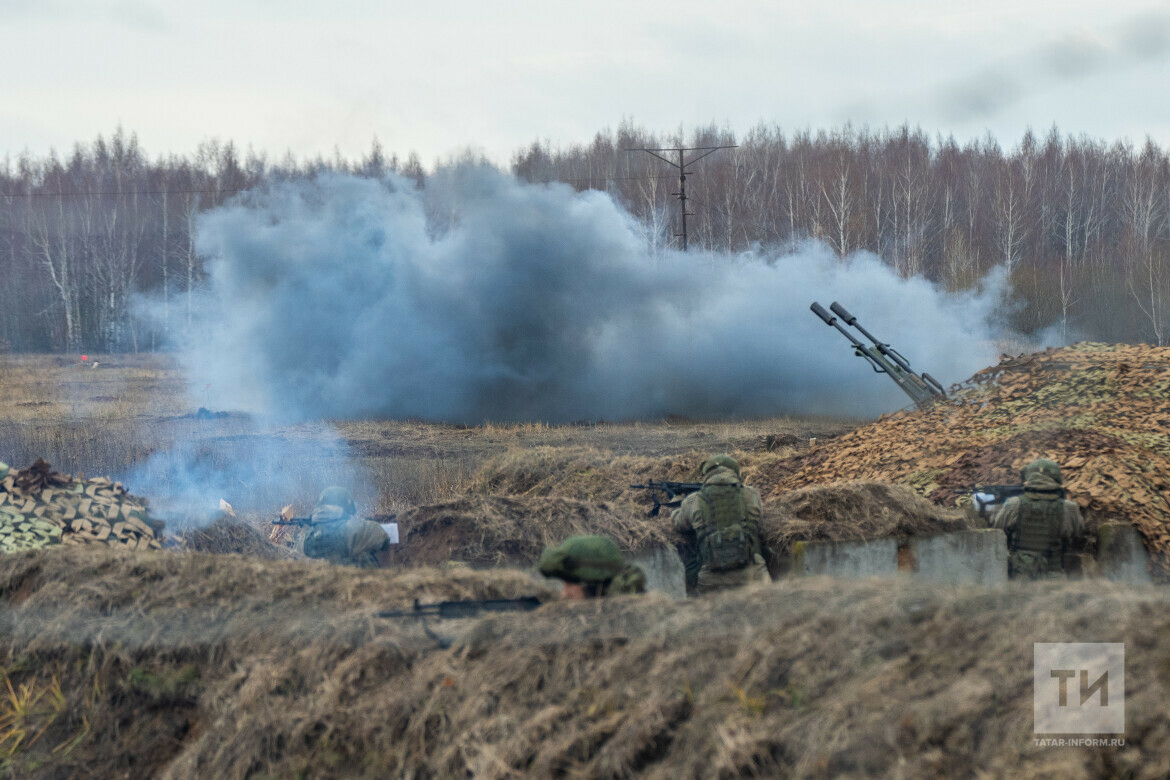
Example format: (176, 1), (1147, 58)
(185, 165), (1011, 423)
(115, 424), (364, 523)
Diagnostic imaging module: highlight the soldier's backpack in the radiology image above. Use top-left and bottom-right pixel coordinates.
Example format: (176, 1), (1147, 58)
(696, 483), (753, 572)
(1013, 496), (1065, 574)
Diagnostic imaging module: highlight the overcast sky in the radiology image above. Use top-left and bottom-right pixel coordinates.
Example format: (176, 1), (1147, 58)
(2, 0), (1168, 165)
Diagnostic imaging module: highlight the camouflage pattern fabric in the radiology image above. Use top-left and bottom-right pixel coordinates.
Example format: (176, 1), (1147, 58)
(695, 553), (771, 595)
(299, 504), (390, 568)
(1007, 550), (1065, 580)
(673, 464), (767, 590)
(701, 454), (742, 477)
(538, 535), (627, 583)
(992, 471), (1085, 579)
(603, 564), (647, 596)
(538, 535), (644, 598)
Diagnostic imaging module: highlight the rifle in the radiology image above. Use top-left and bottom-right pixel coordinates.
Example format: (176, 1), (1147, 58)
(810, 301), (946, 410)
(972, 484), (1065, 520)
(376, 596), (543, 649)
(271, 512), (397, 526)
(629, 480), (703, 517)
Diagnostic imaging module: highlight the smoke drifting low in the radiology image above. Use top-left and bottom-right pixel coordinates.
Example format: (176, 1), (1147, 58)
(187, 166), (1009, 423)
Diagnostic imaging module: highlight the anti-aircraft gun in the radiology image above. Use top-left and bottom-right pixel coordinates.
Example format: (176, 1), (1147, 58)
(809, 301), (946, 410)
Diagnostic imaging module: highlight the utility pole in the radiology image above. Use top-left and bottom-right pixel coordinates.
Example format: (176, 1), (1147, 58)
(625, 145), (736, 251)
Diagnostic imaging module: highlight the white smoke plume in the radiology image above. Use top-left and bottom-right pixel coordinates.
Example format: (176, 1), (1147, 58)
(185, 164), (1014, 423)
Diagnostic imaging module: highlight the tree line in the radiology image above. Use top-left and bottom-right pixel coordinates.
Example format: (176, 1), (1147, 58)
(1, 122), (1169, 352)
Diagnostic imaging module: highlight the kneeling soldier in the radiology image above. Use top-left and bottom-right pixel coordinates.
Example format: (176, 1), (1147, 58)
(672, 454), (771, 595)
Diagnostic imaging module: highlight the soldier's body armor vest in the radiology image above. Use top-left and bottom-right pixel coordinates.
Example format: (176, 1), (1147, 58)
(304, 519), (350, 562)
(695, 483), (754, 572)
(1014, 496), (1064, 569)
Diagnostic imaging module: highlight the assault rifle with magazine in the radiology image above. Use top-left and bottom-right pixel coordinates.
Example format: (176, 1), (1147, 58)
(629, 480), (703, 516)
(377, 597), (544, 648)
(376, 596), (543, 620)
(972, 484), (1065, 520)
(272, 512), (398, 526)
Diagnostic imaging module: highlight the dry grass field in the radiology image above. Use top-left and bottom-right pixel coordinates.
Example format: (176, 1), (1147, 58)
(3, 351), (1166, 778)
(0, 353), (860, 519)
(1, 547), (1164, 779)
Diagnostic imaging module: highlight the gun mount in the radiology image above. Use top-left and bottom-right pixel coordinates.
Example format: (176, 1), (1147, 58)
(810, 301), (946, 410)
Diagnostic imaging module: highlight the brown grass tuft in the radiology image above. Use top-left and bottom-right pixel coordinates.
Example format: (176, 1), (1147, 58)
(388, 495), (677, 568)
(766, 480), (972, 553)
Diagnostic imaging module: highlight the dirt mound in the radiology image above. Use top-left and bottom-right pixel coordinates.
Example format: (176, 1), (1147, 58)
(463, 457), (973, 571)
(766, 481), (970, 553)
(468, 446), (694, 500)
(756, 343), (1170, 577)
(1, 547), (1165, 778)
(0, 458), (163, 553)
(176, 514), (302, 560)
(469, 445), (788, 510)
(390, 495), (677, 568)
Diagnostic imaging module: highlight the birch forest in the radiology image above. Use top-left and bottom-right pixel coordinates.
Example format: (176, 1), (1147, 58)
(3, 122), (1169, 352)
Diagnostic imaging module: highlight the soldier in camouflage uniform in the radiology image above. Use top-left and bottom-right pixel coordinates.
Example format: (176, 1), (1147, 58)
(992, 459), (1085, 579)
(538, 535), (647, 599)
(297, 486), (391, 568)
(672, 454), (771, 595)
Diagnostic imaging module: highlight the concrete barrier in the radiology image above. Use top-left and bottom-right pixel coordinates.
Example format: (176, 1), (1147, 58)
(910, 529), (1008, 586)
(1097, 523), (1152, 585)
(629, 546), (688, 599)
(788, 530), (1008, 584)
(790, 537), (900, 578)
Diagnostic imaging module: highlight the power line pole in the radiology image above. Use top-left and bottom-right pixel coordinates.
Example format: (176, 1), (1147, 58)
(625, 145), (736, 251)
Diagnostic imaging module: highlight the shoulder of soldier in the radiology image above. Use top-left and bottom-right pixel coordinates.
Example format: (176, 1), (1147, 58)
(349, 516), (389, 537)
(607, 564), (647, 595)
(992, 497), (1020, 527)
(743, 484), (762, 501)
(676, 491), (703, 514)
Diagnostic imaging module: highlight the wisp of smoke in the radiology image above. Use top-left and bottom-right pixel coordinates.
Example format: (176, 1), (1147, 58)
(938, 10), (1170, 121)
(185, 165), (1012, 424)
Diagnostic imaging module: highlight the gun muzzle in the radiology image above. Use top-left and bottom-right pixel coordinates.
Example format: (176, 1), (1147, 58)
(829, 301), (857, 325)
(810, 302), (836, 325)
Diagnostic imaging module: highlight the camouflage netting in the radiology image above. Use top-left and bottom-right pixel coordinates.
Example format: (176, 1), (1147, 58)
(0, 458), (163, 553)
(755, 342), (1170, 578)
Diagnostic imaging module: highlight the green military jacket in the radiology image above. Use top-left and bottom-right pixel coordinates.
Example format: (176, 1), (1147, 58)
(672, 466), (764, 570)
(991, 483), (1085, 543)
(991, 474), (1084, 577)
(297, 505), (390, 568)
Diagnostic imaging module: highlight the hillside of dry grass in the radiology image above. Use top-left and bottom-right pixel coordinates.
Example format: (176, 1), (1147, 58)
(0, 547), (1164, 779)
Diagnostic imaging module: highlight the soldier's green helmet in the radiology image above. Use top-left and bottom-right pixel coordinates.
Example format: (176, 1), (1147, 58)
(538, 535), (625, 583)
(1021, 458), (1062, 485)
(315, 486), (356, 516)
(701, 454), (741, 478)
